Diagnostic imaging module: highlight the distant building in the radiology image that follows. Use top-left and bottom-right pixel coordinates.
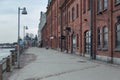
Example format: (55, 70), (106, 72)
(48, 0), (52, 5)
(38, 12), (46, 42)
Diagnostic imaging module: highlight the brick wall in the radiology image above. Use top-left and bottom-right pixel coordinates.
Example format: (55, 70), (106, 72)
(41, 0), (120, 61)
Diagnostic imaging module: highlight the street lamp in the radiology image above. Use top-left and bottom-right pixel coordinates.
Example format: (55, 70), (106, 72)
(23, 26), (28, 46)
(18, 7), (27, 68)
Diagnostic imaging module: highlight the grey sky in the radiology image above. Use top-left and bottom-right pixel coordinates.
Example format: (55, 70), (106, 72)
(0, 0), (47, 43)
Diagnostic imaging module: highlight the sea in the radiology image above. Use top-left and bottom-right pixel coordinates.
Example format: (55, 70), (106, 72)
(0, 48), (15, 61)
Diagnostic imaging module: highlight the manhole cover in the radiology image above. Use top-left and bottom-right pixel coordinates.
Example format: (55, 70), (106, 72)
(70, 57), (76, 59)
(77, 61), (86, 63)
(25, 78), (40, 80)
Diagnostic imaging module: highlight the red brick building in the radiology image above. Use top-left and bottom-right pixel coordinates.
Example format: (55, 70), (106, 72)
(41, 0), (120, 64)
(95, 0), (120, 64)
(41, 0), (60, 49)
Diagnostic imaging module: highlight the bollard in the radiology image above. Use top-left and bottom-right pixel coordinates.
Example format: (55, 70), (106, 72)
(14, 51), (17, 62)
(6, 56), (12, 72)
(2, 59), (7, 74)
(12, 52), (15, 65)
(0, 59), (7, 80)
(0, 62), (2, 80)
(10, 50), (15, 66)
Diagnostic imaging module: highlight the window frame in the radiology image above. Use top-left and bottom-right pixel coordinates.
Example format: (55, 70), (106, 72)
(68, 11), (70, 23)
(72, 7), (75, 21)
(76, 4), (79, 18)
(83, 0), (86, 13)
(115, 0), (120, 4)
(77, 34), (79, 48)
(97, 27), (102, 49)
(97, 0), (101, 13)
(103, 26), (108, 49)
(88, 0), (90, 10)
(103, 0), (108, 10)
(115, 23), (120, 49)
(84, 30), (91, 54)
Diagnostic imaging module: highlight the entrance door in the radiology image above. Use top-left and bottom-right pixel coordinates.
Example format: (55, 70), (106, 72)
(85, 31), (91, 54)
(72, 33), (76, 53)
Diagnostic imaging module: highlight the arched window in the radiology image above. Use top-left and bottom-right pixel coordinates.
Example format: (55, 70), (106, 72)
(103, 26), (108, 48)
(77, 34), (79, 47)
(85, 30), (91, 54)
(116, 23), (120, 48)
(97, 0), (101, 13)
(76, 4), (79, 18)
(83, 0), (86, 13)
(72, 7), (75, 21)
(103, 0), (108, 10)
(115, 0), (120, 4)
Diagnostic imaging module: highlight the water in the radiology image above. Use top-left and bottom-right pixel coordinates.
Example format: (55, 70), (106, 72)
(0, 48), (15, 61)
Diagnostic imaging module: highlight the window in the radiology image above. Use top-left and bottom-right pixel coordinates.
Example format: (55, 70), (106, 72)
(88, 0), (90, 10)
(115, 0), (120, 4)
(103, 26), (108, 48)
(116, 23), (120, 48)
(58, 14), (60, 25)
(69, 36), (71, 49)
(65, 14), (67, 24)
(63, 12), (65, 25)
(76, 4), (79, 18)
(97, 27), (102, 48)
(77, 34), (79, 47)
(103, 0), (108, 10)
(83, 0), (86, 13)
(68, 11), (70, 23)
(72, 7), (75, 21)
(72, 33), (76, 50)
(85, 31), (91, 54)
(97, 0), (101, 13)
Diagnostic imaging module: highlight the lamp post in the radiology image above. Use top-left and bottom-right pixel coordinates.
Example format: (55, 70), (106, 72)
(18, 7), (27, 68)
(23, 26), (28, 46)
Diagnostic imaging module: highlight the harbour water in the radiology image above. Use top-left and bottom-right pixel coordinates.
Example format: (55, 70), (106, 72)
(0, 48), (14, 61)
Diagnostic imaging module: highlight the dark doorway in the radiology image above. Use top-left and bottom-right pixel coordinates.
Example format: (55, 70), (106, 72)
(84, 30), (91, 54)
(72, 32), (76, 53)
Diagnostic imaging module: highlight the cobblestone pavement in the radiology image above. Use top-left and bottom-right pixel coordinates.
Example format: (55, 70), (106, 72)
(9, 47), (120, 80)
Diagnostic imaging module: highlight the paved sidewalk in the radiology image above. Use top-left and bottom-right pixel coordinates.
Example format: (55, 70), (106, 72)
(9, 47), (120, 80)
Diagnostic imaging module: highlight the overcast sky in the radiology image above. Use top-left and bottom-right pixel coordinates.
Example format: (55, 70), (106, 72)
(0, 0), (47, 43)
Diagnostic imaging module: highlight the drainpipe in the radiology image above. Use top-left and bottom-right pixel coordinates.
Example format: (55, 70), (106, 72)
(60, 5), (63, 52)
(110, 0), (113, 63)
(65, 0), (68, 52)
(51, 6), (52, 48)
(90, 0), (93, 59)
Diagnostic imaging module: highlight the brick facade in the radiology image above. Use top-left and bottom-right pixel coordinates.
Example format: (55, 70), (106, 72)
(41, 0), (60, 49)
(41, 0), (120, 64)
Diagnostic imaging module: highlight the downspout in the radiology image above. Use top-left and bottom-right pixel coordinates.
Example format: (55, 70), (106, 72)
(80, 0), (82, 55)
(51, 5), (52, 48)
(60, 3), (63, 52)
(110, 0), (113, 63)
(90, 0), (94, 59)
(65, 0), (68, 52)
